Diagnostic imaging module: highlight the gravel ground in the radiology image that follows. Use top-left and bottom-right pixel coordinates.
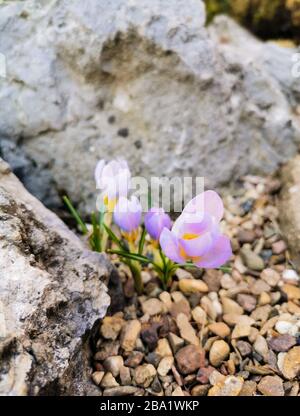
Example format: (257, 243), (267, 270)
(89, 175), (300, 396)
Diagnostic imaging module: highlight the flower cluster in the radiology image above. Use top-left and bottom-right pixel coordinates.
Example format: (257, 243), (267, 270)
(64, 159), (232, 294)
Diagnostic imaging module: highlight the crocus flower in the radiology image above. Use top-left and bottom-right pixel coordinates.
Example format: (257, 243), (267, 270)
(159, 191), (232, 268)
(95, 159), (131, 209)
(145, 207), (172, 241)
(114, 196), (142, 240)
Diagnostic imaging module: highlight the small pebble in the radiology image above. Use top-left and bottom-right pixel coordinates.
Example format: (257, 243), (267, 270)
(176, 313), (200, 346)
(141, 298), (164, 316)
(175, 345), (203, 375)
(268, 335), (297, 352)
(178, 279), (208, 294)
(92, 371), (105, 386)
(157, 356), (174, 377)
(241, 248), (264, 271)
(120, 320), (141, 352)
(101, 372), (119, 388)
(208, 376), (244, 396)
(103, 356), (124, 377)
(134, 364), (157, 387)
(168, 333), (185, 354)
(257, 376), (284, 396)
(209, 340), (230, 367)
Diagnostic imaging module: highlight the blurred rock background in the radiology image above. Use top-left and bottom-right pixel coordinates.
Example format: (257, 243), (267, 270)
(205, 0), (300, 43)
(0, 0), (299, 216)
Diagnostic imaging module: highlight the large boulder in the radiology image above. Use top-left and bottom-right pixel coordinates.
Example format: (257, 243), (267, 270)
(0, 158), (111, 395)
(279, 155), (300, 268)
(0, 0), (299, 214)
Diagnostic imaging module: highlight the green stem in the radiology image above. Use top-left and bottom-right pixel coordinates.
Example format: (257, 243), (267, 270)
(129, 260), (144, 295)
(101, 211), (112, 251)
(63, 195), (88, 235)
(91, 212), (101, 252)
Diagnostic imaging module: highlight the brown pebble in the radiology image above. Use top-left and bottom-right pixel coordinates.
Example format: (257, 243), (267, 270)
(239, 380), (257, 396)
(268, 335), (297, 352)
(202, 269), (222, 292)
(175, 345), (204, 375)
(237, 229), (256, 244)
(237, 294), (257, 312)
(257, 376), (284, 396)
(208, 322), (230, 338)
(191, 384), (210, 396)
(209, 340), (230, 367)
(272, 240), (287, 255)
(170, 299), (191, 320)
(124, 351), (144, 368)
(196, 366), (215, 384)
(236, 340), (252, 357)
(281, 346), (300, 380)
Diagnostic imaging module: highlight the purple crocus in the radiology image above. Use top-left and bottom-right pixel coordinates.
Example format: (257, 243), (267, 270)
(159, 191), (232, 268)
(145, 207), (172, 241)
(113, 196), (142, 233)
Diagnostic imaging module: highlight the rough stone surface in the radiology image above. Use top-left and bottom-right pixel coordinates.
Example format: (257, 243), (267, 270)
(208, 375), (244, 396)
(279, 155), (300, 267)
(0, 159), (111, 396)
(281, 346), (300, 380)
(0, 2), (299, 214)
(268, 335), (297, 353)
(257, 376), (284, 397)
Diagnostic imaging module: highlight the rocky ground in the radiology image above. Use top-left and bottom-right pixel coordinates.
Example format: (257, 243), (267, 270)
(89, 174), (300, 397)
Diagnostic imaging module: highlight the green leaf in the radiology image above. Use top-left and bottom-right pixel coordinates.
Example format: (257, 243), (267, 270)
(159, 248), (167, 268)
(138, 226), (147, 255)
(219, 265), (232, 273)
(108, 249), (152, 264)
(103, 224), (127, 251)
(63, 195), (88, 235)
(91, 212), (101, 252)
(98, 205), (106, 229)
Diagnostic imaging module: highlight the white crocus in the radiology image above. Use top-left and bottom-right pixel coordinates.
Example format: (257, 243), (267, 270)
(95, 159), (131, 210)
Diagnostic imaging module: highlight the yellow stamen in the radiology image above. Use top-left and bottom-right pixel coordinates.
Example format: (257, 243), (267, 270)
(123, 229), (139, 244)
(103, 195), (117, 212)
(179, 246), (201, 263)
(182, 233), (198, 240)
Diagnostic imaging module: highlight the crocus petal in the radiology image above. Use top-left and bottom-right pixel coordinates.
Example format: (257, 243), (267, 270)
(195, 235), (232, 269)
(106, 171), (130, 200)
(172, 212), (213, 238)
(183, 191), (224, 223)
(94, 159), (106, 189)
(179, 231), (214, 258)
(114, 196), (142, 232)
(145, 208), (172, 240)
(95, 159), (131, 200)
(159, 228), (185, 264)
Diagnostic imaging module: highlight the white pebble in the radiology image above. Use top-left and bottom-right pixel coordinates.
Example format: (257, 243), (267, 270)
(208, 292), (223, 316)
(275, 320), (298, 336)
(277, 352), (287, 373)
(282, 269), (299, 283)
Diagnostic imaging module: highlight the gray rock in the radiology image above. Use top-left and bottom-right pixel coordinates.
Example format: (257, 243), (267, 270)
(209, 15), (300, 108)
(0, 2), (299, 214)
(0, 138), (61, 210)
(0, 158), (111, 395)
